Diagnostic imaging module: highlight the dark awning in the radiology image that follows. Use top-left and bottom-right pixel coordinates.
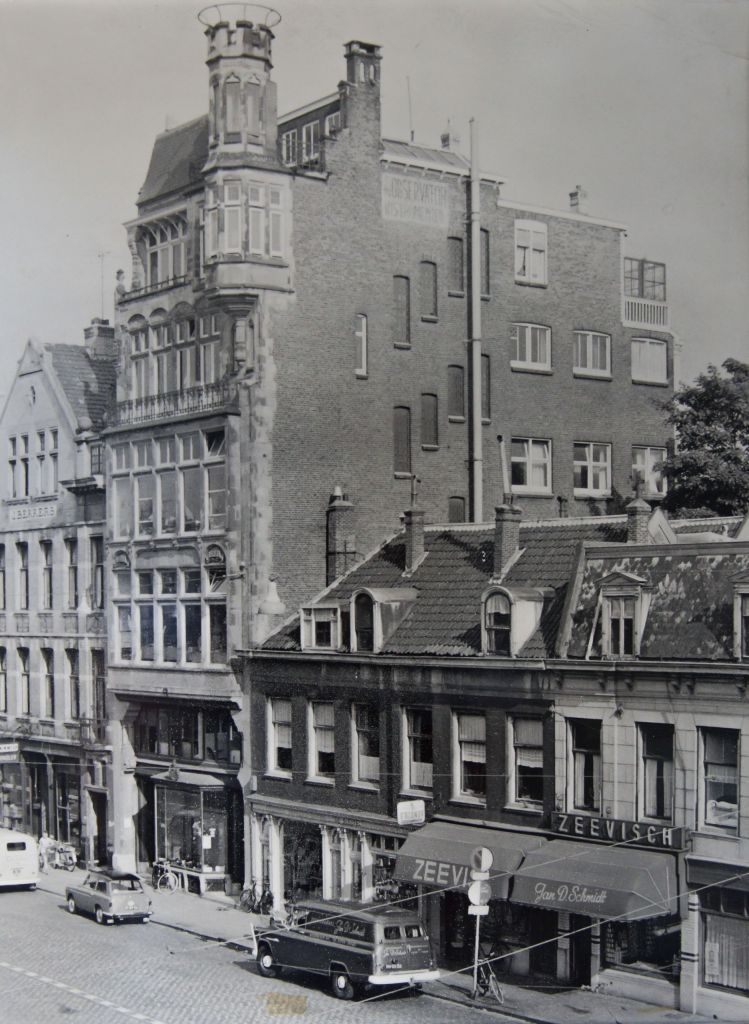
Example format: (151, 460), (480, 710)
(687, 858), (749, 894)
(393, 821), (546, 900)
(511, 840), (678, 920)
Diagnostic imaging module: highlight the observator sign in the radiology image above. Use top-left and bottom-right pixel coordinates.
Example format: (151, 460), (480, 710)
(382, 172), (450, 228)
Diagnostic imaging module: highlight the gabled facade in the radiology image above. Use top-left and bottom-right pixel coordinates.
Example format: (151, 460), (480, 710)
(249, 500), (749, 1019)
(0, 320), (116, 866)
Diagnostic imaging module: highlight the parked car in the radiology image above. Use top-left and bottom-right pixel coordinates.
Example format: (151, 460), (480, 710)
(0, 828), (38, 890)
(255, 899), (440, 999)
(65, 868), (152, 925)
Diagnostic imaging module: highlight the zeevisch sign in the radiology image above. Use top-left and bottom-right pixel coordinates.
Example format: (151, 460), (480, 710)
(551, 812), (686, 850)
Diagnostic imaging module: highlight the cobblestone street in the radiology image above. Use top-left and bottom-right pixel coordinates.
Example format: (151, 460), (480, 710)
(0, 887), (520, 1024)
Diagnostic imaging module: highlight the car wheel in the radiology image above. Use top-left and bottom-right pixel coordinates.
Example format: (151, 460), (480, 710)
(67, 897), (76, 915)
(256, 945), (278, 978)
(331, 970), (356, 1000)
(95, 906), (107, 925)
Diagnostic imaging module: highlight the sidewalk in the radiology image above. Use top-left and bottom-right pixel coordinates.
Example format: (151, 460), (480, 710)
(38, 867), (713, 1024)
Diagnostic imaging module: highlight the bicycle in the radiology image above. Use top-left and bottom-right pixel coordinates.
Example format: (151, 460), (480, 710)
(151, 858), (179, 893)
(476, 959), (504, 1006)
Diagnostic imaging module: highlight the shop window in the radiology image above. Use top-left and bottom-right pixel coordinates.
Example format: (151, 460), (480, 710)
(453, 712), (486, 801)
(404, 708), (433, 792)
(484, 591), (511, 655)
(268, 698), (293, 775)
(352, 704), (380, 785)
(639, 723), (673, 820)
(701, 887), (749, 993)
(393, 276), (411, 347)
(603, 914), (680, 979)
(570, 719), (601, 811)
(283, 820), (323, 900)
(701, 727), (738, 830)
(309, 702), (335, 781)
(510, 717), (544, 808)
(393, 406), (411, 475)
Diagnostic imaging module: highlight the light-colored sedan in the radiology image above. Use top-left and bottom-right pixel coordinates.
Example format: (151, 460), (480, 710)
(66, 869), (152, 925)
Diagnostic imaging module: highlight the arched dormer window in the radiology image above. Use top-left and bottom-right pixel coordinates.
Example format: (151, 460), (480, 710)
(354, 593), (374, 652)
(484, 591), (511, 655)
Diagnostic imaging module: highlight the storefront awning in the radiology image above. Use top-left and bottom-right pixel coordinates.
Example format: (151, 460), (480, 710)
(393, 821), (546, 900)
(511, 840), (678, 920)
(687, 858), (749, 894)
(151, 770), (228, 789)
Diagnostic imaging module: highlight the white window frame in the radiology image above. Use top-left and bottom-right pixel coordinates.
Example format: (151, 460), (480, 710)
(573, 441), (611, 497)
(324, 111), (341, 135)
(573, 331), (611, 378)
(354, 314), (368, 377)
(510, 437), (552, 494)
(302, 120), (320, 162)
(223, 179), (243, 255)
(301, 605), (340, 651)
(452, 711), (487, 804)
(351, 704), (380, 787)
(307, 701), (336, 783)
(632, 446), (667, 497)
(401, 707), (433, 794)
(248, 185), (266, 257)
(267, 697), (293, 778)
(514, 219), (548, 285)
(567, 717), (602, 813)
(482, 589), (512, 655)
(511, 323), (551, 371)
(637, 722), (674, 823)
(601, 589), (641, 657)
(631, 337), (668, 384)
(699, 726), (739, 832)
(268, 187), (284, 259)
(281, 129), (297, 166)
(507, 716), (544, 810)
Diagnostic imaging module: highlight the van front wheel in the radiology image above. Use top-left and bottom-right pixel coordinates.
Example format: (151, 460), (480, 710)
(331, 970), (355, 1000)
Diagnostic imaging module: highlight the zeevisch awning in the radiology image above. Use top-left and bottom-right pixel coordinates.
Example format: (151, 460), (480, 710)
(511, 840), (678, 920)
(393, 821), (546, 900)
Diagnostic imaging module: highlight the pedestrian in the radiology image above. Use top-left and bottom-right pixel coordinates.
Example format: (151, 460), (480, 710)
(38, 832), (51, 873)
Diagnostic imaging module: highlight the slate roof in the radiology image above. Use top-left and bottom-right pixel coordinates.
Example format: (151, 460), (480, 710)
(381, 138), (473, 175)
(567, 548), (749, 661)
(263, 517), (628, 658)
(138, 115), (209, 207)
(46, 344), (116, 431)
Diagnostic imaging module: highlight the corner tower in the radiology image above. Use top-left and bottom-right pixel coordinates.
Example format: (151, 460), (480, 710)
(200, 3), (280, 165)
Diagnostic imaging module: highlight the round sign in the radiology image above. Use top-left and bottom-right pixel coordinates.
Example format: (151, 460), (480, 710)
(467, 879), (492, 906)
(470, 845), (494, 872)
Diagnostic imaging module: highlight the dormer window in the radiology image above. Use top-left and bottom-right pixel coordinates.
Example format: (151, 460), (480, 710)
(590, 573), (650, 659)
(606, 596), (636, 655)
(731, 578), (749, 659)
(354, 593), (374, 652)
(301, 606), (340, 651)
(485, 592), (511, 654)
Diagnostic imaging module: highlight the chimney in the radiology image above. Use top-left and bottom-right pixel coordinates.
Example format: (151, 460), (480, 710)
(404, 508), (425, 574)
(626, 497), (651, 544)
(326, 487), (356, 583)
(339, 41), (382, 147)
(344, 40), (382, 86)
(494, 504), (522, 576)
(84, 318), (117, 360)
(569, 185), (588, 215)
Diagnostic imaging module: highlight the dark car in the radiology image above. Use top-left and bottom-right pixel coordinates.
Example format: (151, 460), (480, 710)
(256, 899), (440, 999)
(65, 868), (152, 925)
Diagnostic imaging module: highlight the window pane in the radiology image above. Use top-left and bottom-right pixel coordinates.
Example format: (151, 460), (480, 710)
(161, 604), (177, 663)
(393, 407), (411, 474)
(419, 261), (437, 318)
(448, 366), (465, 418)
(421, 394), (438, 447)
(160, 470), (177, 533)
(209, 604), (227, 663)
(184, 604), (202, 663)
(447, 237), (464, 292)
(182, 467), (203, 532)
(140, 606), (154, 661)
(394, 276), (410, 345)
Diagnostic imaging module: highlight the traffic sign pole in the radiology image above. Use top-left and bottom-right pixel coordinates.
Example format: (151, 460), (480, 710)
(468, 846), (494, 999)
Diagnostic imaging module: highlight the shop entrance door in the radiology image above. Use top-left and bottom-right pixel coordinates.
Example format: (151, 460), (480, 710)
(570, 914), (592, 986)
(90, 791), (108, 864)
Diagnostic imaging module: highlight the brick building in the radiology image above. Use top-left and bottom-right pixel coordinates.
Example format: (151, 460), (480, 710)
(106, 6), (673, 881)
(250, 501), (749, 1016)
(0, 321), (115, 866)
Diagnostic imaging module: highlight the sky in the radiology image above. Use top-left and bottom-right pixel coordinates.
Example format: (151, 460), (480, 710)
(0, 0), (747, 388)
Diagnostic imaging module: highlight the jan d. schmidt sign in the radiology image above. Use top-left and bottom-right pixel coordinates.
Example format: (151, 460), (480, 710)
(551, 812), (685, 850)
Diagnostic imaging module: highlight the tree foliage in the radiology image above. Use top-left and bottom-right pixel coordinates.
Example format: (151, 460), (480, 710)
(662, 358), (749, 516)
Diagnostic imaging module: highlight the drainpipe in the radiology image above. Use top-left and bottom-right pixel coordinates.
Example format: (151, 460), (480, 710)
(469, 118), (483, 522)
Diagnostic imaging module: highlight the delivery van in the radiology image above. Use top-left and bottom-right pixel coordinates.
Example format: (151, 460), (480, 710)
(0, 828), (38, 889)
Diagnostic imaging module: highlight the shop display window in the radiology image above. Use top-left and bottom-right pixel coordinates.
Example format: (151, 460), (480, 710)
(155, 784), (228, 872)
(602, 914), (680, 978)
(701, 887), (749, 993)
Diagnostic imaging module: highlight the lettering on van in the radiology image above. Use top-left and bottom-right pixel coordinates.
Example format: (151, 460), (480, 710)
(411, 858), (470, 888)
(333, 918), (367, 939)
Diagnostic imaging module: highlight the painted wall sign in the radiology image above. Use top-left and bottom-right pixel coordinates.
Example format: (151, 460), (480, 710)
(397, 799), (425, 826)
(381, 172), (450, 228)
(8, 502), (57, 522)
(551, 812), (685, 850)
(0, 742), (20, 763)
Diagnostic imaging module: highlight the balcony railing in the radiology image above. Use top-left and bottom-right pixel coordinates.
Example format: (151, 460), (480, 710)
(117, 275), (188, 303)
(623, 296), (670, 330)
(116, 381), (238, 425)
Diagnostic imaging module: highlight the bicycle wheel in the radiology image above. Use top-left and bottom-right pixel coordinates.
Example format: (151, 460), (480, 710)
(476, 966), (490, 997)
(488, 973), (504, 1006)
(158, 870), (178, 892)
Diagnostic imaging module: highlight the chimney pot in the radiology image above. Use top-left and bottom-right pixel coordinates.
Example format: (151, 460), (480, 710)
(494, 504), (522, 577)
(626, 497), (651, 544)
(404, 508), (425, 574)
